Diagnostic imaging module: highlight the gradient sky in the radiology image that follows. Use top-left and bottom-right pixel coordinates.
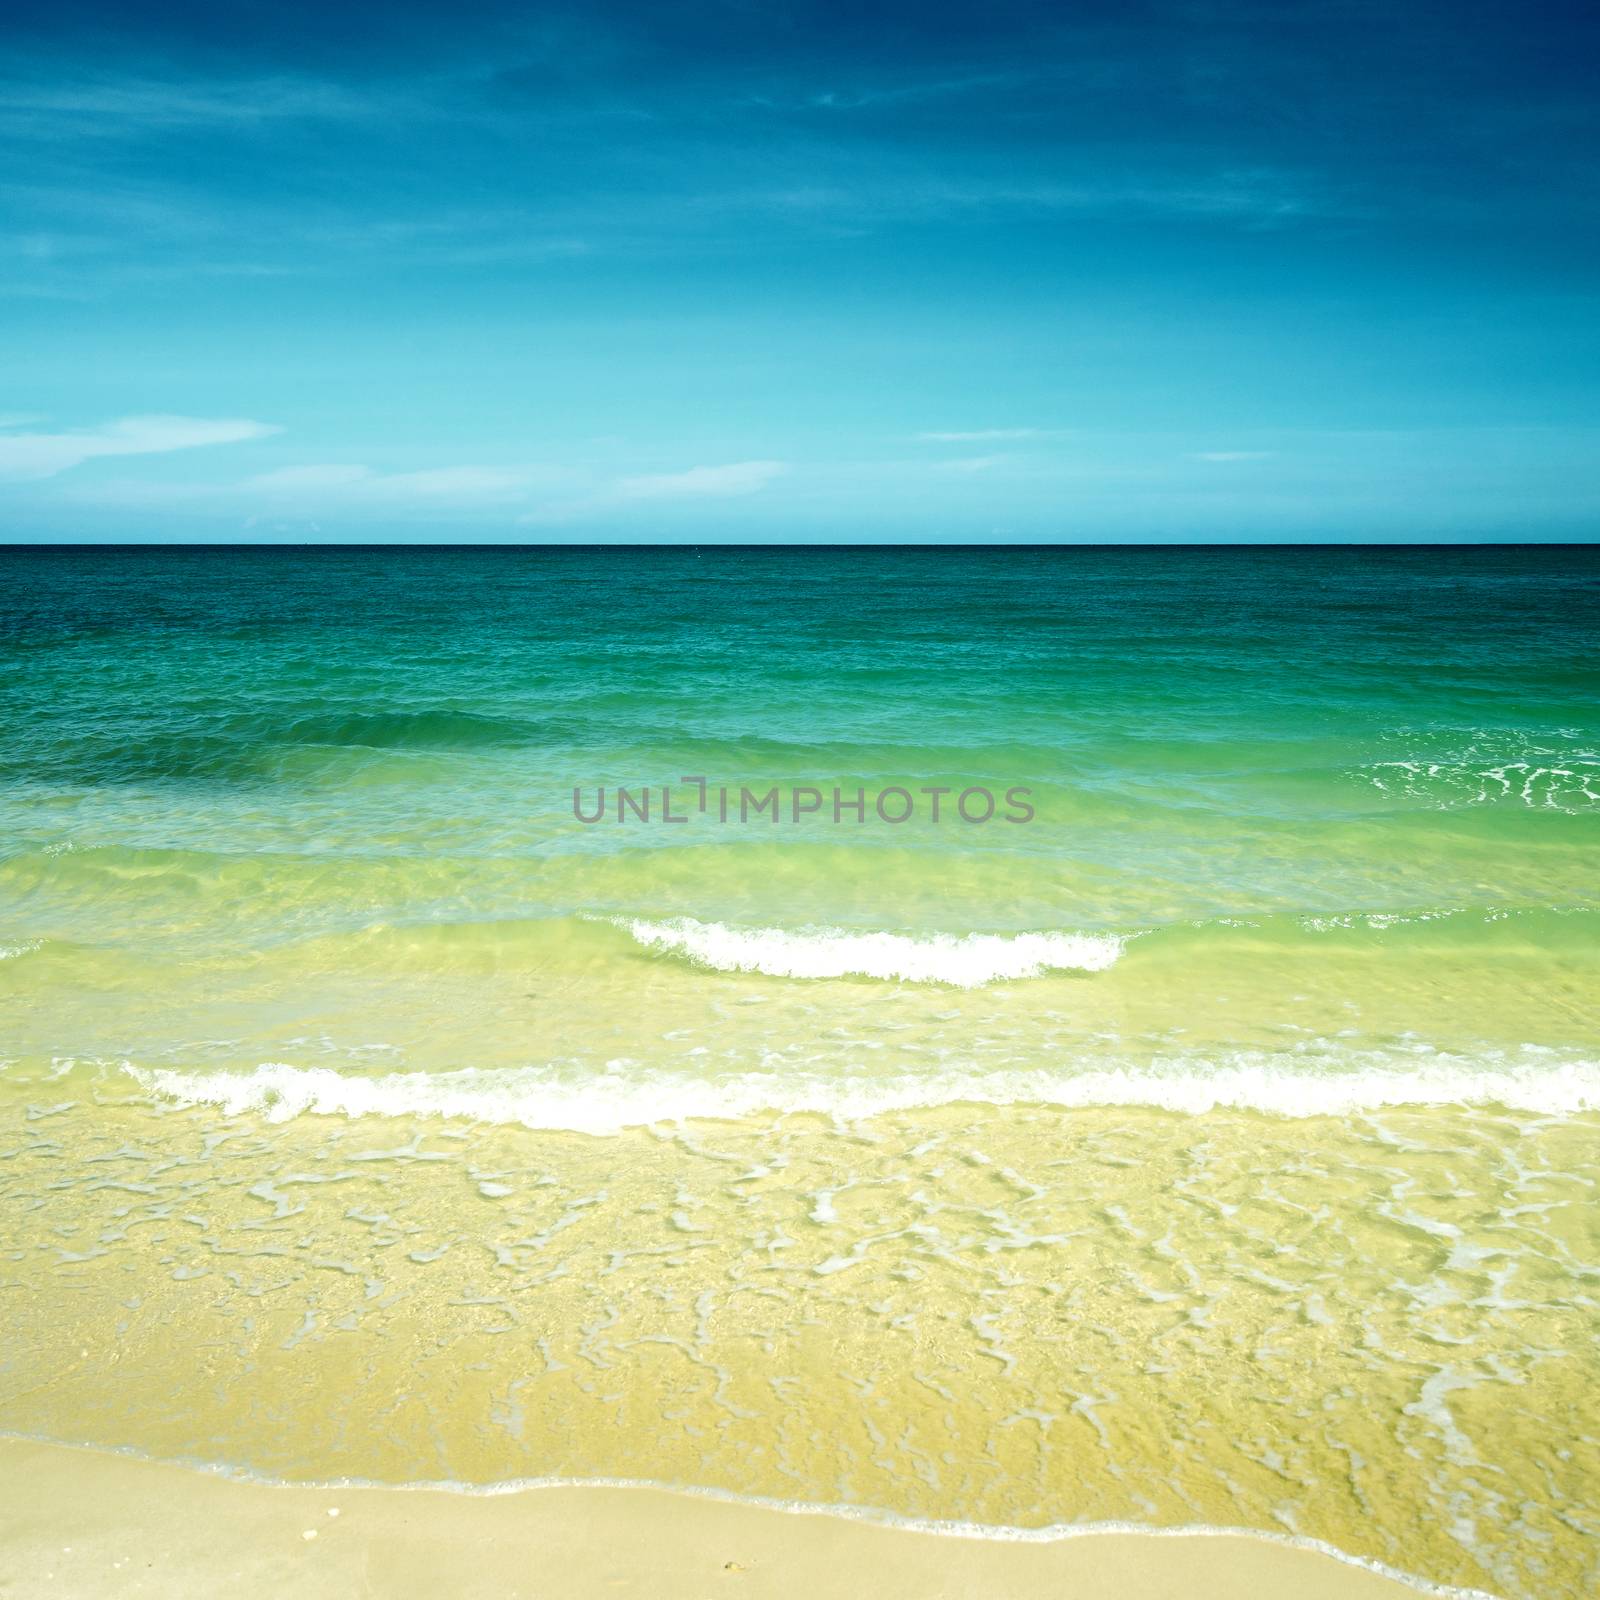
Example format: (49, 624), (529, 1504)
(3, 0), (1598, 541)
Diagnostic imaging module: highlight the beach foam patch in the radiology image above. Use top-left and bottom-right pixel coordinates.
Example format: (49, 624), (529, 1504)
(621, 918), (1126, 986)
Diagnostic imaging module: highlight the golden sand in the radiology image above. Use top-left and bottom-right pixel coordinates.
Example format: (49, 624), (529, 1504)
(5, 1098), (1591, 1595)
(0, 1439), (1439, 1599)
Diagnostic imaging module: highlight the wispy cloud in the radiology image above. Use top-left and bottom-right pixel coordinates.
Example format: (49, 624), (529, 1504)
(65, 460), (550, 510)
(935, 454), (1007, 472)
(243, 463), (532, 501)
(917, 428), (1056, 443)
(732, 169), (1331, 231)
(519, 460), (791, 524)
(0, 414), (280, 481)
(0, 74), (381, 136)
(65, 456), (783, 520)
(1189, 450), (1275, 462)
(801, 72), (1026, 113)
(612, 460), (789, 500)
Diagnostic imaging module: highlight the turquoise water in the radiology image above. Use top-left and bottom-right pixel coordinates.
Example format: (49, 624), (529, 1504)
(2, 545), (1598, 1597)
(3, 545), (1596, 1111)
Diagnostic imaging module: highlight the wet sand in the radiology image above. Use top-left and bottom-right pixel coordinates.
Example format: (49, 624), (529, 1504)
(0, 1437), (1459, 1599)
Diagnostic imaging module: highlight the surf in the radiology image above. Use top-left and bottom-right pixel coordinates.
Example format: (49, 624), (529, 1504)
(118, 1048), (1600, 1135)
(621, 917), (1127, 985)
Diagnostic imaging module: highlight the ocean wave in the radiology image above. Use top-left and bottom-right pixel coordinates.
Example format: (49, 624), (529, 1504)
(621, 918), (1126, 985)
(1, 895), (1591, 983)
(122, 1052), (1600, 1135)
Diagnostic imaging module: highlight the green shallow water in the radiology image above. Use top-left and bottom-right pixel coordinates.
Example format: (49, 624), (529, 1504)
(1, 545), (1598, 1597)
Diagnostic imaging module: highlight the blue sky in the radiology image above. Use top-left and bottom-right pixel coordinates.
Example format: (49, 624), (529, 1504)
(2, 0), (1597, 541)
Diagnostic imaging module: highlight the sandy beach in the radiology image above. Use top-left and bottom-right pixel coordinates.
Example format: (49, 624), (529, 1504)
(0, 1437), (1451, 1599)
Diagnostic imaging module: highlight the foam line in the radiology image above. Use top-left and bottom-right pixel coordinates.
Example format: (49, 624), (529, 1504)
(125, 1055), (1600, 1135)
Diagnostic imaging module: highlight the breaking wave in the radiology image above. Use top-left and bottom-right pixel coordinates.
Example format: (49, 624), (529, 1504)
(621, 918), (1127, 985)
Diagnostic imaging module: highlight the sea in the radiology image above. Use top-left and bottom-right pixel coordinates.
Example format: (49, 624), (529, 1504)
(1, 544), (1596, 1597)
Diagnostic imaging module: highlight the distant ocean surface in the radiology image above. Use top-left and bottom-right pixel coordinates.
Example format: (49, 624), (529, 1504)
(2, 545), (1597, 1598)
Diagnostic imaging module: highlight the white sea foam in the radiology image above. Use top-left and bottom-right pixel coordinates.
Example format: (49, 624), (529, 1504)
(622, 918), (1126, 986)
(1360, 743), (1600, 811)
(124, 1053), (1600, 1136)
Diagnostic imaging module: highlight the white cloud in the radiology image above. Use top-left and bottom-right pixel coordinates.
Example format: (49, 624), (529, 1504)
(1189, 450), (1275, 463)
(936, 454), (1006, 472)
(0, 414), (280, 481)
(612, 460), (789, 501)
(917, 428), (1052, 443)
(63, 460), (555, 511)
(519, 460), (790, 524)
(245, 464), (370, 492)
(0, 75), (377, 133)
(243, 463), (530, 501)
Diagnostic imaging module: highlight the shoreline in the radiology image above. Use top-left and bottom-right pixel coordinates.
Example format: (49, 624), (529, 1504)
(0, 1438), (1491, 1599)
